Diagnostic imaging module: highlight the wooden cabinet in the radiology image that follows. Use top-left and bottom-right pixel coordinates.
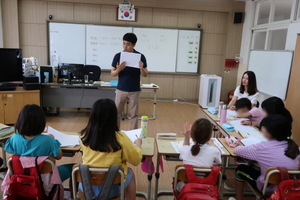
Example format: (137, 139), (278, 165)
(0, 88), (40, 124)
(286, 34), (300, 145)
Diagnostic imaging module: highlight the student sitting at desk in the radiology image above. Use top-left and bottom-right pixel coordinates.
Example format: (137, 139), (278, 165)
(2, 105), (74, 192)
(79, 99), (142, 200)
(241, 96), (293, 127)
(235, 98), (264, 124)
(229, 115), (300, 200)
(228, 71), (260, 110)
(178, 118), (222, 191)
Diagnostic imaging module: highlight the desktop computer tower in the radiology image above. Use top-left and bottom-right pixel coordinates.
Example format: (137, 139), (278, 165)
(198, 74), (222, 108)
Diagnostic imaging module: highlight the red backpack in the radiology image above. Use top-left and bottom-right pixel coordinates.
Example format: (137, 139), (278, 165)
(268, 167), (300, 200)
(5, 155), (59, 200)
(176, 165), (221, 200)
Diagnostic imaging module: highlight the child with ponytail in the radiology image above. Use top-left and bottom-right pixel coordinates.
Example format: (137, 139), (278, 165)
(177, 118), (222, 191)
(179, 118), (222, 167)
(229, 115), (300, 200)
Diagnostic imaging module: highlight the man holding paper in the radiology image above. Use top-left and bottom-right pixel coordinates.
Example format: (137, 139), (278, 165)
(111, 33), (148, 130)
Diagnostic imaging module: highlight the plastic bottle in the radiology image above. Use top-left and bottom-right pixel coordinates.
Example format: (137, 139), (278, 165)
(220, 105), (227, 124)
(140, 116), (148, 139)
(217, 101), (224, 119)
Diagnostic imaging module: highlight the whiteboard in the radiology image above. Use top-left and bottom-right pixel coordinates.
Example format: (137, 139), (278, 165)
(133, 28), (178, 72)
(248, 50), (293, 99)
(49, 23), (86, 65)
(285, 22), (300, 51)
(48, 22), (201, 73)
(86, 25), (133, 70)
(176, 30), (201, 73)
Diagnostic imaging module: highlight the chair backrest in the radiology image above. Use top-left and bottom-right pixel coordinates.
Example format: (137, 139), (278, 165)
(8, 156), (55, 175)
(262, 167), (300, 195)
(71, 164), (125, 200)
(174, 165), (222, 195)
(83, 65), (101, 82)
(72, 164), (123, 185)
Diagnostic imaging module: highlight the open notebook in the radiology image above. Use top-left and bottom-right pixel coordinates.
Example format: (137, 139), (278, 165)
(47, 126), (80, 147)
(170, 138), (226, 155)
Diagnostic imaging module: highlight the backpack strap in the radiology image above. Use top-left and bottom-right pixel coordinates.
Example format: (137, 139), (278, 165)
(11, 155), (24, 174)
(184, 165), (201, 183)
(277, 167), (290, 181)
(79, 164), (97, 200)
(184, 165), (221, 185)
(97, 165), (121, 200)
(35, 157), (47, 199)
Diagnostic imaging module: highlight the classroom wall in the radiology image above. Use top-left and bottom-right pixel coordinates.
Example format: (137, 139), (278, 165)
(2, 0), (245, 101)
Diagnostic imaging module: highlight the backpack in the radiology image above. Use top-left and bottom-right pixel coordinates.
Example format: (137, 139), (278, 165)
(4, 155), (63, 200)
(176, 165), (220, 200)
(268, 167), (300, 200)
(79, 164), (122, 200)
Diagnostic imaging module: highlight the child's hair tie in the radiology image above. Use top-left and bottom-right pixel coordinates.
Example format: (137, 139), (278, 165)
(287, 137), (291, 139)
(197, 143), (203, 147)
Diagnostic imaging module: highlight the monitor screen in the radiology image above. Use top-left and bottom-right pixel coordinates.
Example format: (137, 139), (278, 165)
(0, 48), (23, 83)
(58, 63), (84, 81)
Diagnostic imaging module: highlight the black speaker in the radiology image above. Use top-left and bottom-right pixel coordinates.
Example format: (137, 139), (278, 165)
(234, 12), (243, 24)
(23, 76), (40, 90)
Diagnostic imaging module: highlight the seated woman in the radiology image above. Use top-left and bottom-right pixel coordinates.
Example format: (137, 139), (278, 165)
(228, 71), (260, 110)
(79, 99), (142, 200)
(229, 115), (300, 200)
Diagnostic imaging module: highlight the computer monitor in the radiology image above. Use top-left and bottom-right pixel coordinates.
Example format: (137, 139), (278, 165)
(0, 48), (23, 83)
(58, 63), (84, 82)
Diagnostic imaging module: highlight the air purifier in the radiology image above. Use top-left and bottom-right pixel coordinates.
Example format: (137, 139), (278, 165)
(198, 74), (222, 108)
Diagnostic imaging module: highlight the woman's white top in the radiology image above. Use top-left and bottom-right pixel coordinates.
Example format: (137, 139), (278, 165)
(234, 86), (260, 104)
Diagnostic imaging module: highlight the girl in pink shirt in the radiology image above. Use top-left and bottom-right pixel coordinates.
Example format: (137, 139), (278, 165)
(229, 115), (300, 200)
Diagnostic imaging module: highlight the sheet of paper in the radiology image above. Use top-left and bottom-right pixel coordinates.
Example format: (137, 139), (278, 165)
(241, 137), (267, 146)
(170, 138), (225, 154)
(47, 126), (79, 147)
(229, 119), (259, 133)
(122, 129), (141, 143)
(227, 110), (237, 119)
(120, 52), (141, 68)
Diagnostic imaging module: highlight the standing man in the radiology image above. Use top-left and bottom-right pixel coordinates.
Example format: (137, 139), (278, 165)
(111, 33), (148, 130)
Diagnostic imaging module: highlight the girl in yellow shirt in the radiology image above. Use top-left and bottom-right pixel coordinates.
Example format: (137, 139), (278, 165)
(79, 99), (142, 200)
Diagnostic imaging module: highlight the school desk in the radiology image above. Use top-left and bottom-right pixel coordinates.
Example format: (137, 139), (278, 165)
(0, 124), (81, 167)
(136, 137), (155, 200)
(41, 83), (159, 119)
(154, 137), (230, 200)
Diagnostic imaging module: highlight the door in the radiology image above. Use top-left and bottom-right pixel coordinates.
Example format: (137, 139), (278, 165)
(3, 93), (24, 124)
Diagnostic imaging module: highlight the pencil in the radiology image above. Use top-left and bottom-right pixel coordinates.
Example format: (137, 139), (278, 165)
(135, 135), (139, 139)
(237, 131), (243, 138)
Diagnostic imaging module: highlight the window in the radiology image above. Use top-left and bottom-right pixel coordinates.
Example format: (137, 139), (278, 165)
(267, 29), (288, 50)
(257, 1), (272, 25)
(273, 0), (293, 22)
(252, 31), (267, 49)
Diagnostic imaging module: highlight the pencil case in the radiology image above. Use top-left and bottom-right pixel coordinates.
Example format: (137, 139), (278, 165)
(156, 133), (177, 140)
(222, 123), (235, 132)
(208, 107), (218, 115)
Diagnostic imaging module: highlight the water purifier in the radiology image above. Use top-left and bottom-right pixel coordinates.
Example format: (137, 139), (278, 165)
(198, 74), (222, 108)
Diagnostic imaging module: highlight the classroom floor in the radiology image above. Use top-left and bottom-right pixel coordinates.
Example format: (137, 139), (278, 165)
(0, 101), (256, 200)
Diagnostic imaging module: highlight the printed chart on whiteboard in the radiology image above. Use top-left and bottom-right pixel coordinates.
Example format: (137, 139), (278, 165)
(176, 30), (201, 73)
